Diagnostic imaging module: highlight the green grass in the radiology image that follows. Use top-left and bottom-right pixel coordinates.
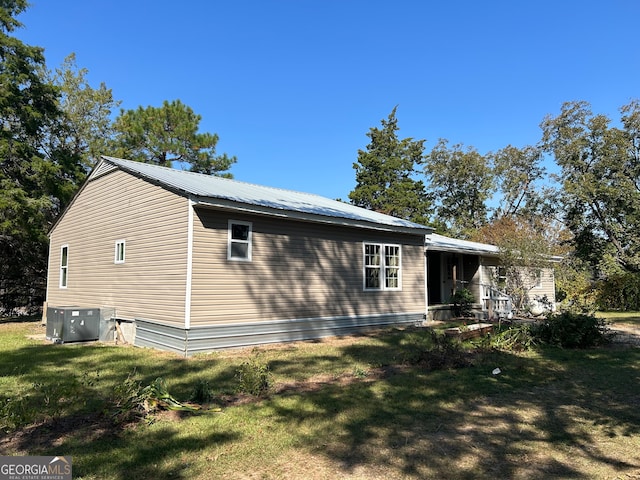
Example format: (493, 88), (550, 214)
(1, 319), (639, 479)
(597, 310), (640, 326)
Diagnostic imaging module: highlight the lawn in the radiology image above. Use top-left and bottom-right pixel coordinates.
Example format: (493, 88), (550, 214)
(598, 311), (640, 326)
(1, 317), (639, 479)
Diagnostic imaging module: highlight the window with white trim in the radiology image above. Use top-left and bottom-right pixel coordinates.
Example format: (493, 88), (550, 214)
(114, 239), (126, 264)
(363, 243), (402, 290)
(228, 220), (252, 261)
(60, 245), (69, 288)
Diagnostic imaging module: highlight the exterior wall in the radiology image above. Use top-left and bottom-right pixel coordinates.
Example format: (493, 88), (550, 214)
(188, 208), (427, 326)
(481, 263), (557, 310)
(134, 207), (426, 355)
(46, 170), (190, 326)
(47, 168), (428, 354)
(531, 267), (556, 305)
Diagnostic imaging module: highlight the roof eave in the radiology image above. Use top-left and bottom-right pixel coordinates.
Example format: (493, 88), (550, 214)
(193, 198), (432, 236)
(426, 245), (501, 257)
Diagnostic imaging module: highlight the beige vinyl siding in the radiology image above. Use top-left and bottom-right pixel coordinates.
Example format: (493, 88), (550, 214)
(532, 267), (556, 304)
(189, 208), (426, 326)
(46, 170), (189, 325)
(481, 263), (556, 305)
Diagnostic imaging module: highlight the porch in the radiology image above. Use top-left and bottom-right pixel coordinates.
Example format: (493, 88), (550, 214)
(426, 245), (512, 322)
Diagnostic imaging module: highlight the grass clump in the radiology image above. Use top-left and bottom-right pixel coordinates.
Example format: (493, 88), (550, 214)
(235, 353), (273, 396)
(190, 379), (216, 404)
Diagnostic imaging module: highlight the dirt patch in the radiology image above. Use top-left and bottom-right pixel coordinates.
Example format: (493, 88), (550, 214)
(0, 412), (126, 455)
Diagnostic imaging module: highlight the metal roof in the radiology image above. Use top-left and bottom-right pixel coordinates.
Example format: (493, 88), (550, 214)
(95, 156), (433, 235)
(428, 233), (563, 263)
(427, 233), (500, 256)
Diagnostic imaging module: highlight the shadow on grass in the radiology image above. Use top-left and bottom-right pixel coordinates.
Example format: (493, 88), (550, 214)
(0, 339), (240, 399)
(2, 323), (640, 478)
(0, 314), (41, 324)
(266, 336), (640, 479)
(0, 334), (243, 479)
(9, 415), (240, 480)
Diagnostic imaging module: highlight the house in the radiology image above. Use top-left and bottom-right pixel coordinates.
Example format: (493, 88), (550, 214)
(426, 233), (558, 320)
(45, 156), (433, 355)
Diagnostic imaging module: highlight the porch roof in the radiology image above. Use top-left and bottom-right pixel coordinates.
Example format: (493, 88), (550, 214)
(426, 233), (500, 256)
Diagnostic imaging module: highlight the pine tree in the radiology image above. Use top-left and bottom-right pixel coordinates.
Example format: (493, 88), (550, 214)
(349, 107), (432, 225)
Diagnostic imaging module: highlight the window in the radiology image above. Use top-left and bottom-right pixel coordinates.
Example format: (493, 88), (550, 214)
(363, 243), (401, 290)
(364, 244), (381, 289)
(497, 266), (507, 288)
(228, 220), (252, 261)
(60, 245), (68, 288)
(114, 240), (126, 264)
(385, 245), (401, 288)
(534, 269), (543, 288)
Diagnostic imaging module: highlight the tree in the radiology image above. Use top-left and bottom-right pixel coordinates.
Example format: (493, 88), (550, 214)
(110, 100), (236, 176)
(490, 144), (553, 220)
(540, 100), (640, 274)
(0, 0), (80, 313)
(43, 53), (121, 170)
(349, 107), (432, 224)
(471, 216), (557, 310)
(424, 139), (494, 238)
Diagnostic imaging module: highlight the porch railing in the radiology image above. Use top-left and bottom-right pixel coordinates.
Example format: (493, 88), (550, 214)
(481, 284), (513, 320)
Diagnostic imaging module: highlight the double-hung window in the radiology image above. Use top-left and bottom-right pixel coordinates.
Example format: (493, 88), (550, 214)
(363, 243), (401, 290)
(228, 220), (252, 261)
(60, 245), (69, 288)
(114, 240), (126, 264)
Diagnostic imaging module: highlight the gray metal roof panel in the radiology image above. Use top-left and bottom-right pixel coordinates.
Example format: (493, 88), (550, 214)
(428, 233), (500, 255)
(99, 156), (433, 234)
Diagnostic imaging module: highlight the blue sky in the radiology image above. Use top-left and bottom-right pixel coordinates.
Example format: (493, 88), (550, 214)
(17, 0), (640, 201)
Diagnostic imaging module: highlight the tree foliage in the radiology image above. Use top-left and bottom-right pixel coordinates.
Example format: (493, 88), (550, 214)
(0, 0), (81, 313)
(349, 107), (432, 224)
(490, 144), (552, 219)
(111, 100), (236, 176)
(471, 216), (556, 310)
(424, 139), (494, 238)
(44, 53), (121, 170)
(541, 100), (640, 274)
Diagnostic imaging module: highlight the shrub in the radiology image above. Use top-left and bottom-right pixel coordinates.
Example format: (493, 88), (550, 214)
(595, 272), (640, 311)
(450, 288), (475, 318)
(235, 354), (273, 397)
(412, 329), (472, 370)
(530, 312), (611, 348)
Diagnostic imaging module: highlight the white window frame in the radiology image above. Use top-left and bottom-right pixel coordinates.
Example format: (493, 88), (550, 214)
(363, 242), (402, 291)
(114, 239), (126, 264)
(228, 220), (252, 261)
(59, 244), (69, 288)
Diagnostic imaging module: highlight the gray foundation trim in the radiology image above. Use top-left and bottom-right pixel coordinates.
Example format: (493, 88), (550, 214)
(135, 312), (424, 356)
